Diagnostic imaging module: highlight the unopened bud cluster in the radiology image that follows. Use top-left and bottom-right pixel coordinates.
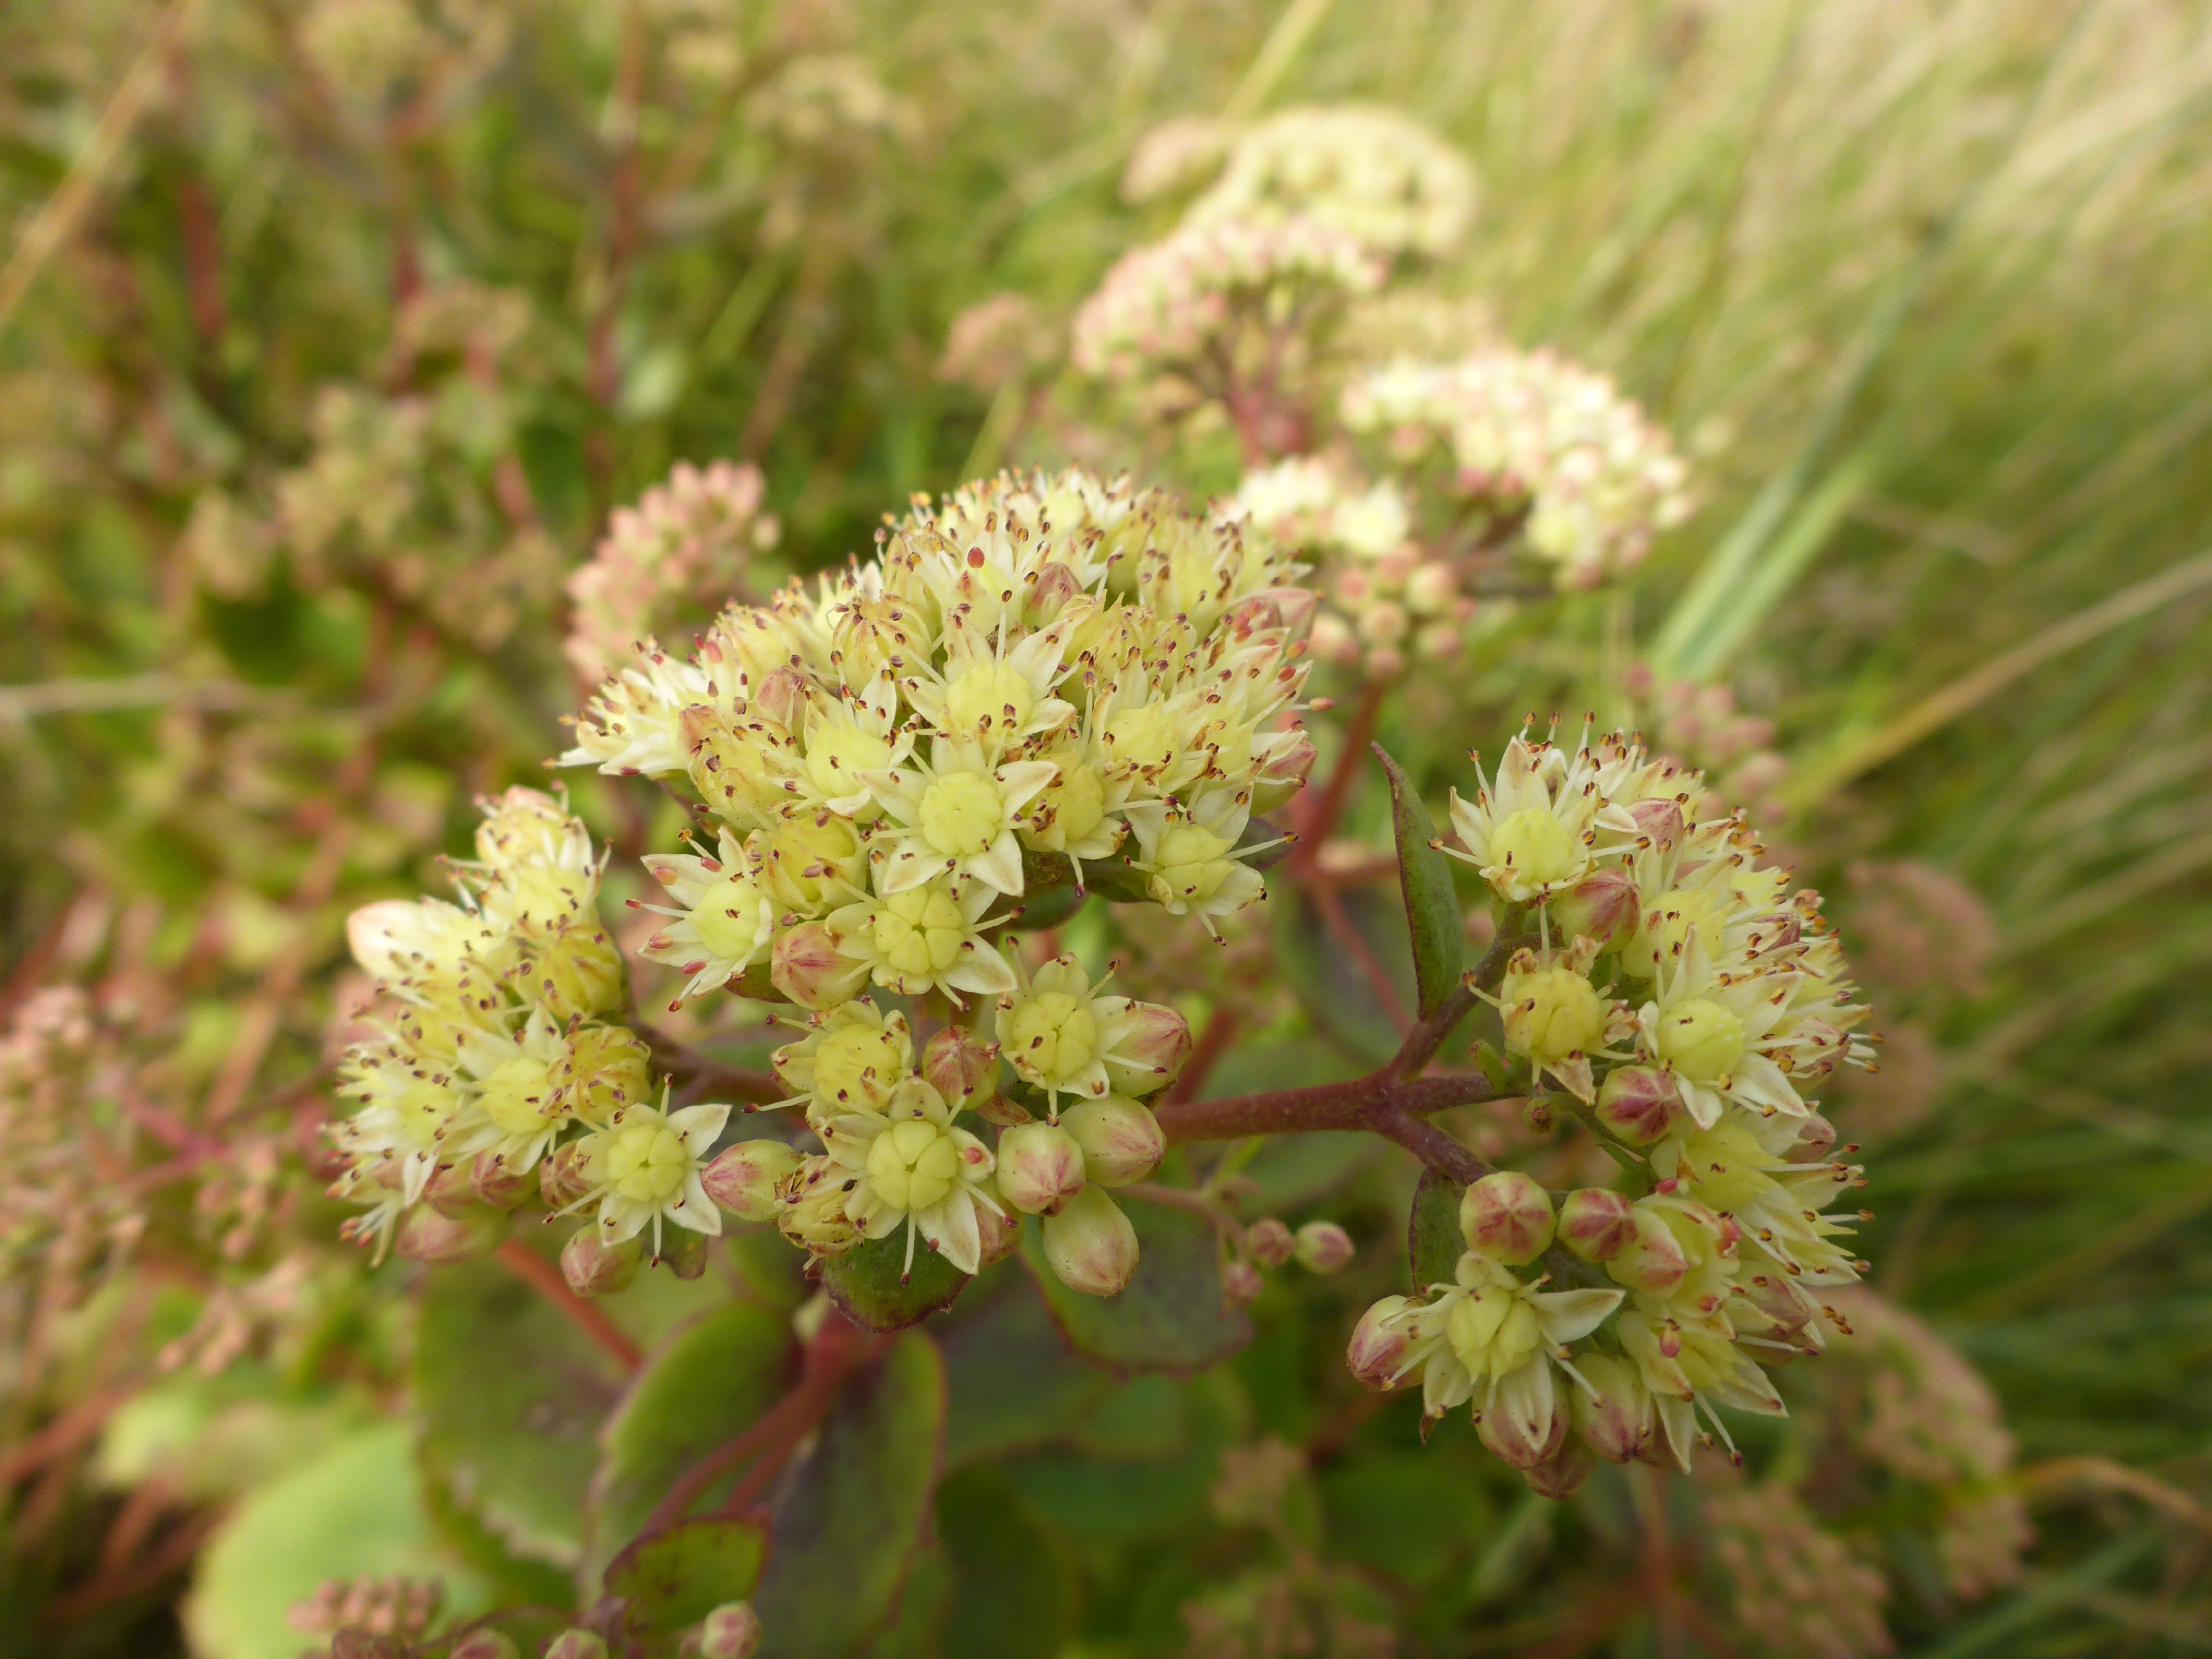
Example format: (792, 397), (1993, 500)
(1351, 723), (1877, 1491)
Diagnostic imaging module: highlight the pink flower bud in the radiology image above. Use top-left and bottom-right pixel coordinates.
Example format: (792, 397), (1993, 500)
(752, 666), (812, 733)
(1477, 1380), (1569, 1469)
(1040, 1185), (1139, 1296)
(994, 1122), (1089, 1216)
(1346, 1297), (1417, 1388)
(973, 1199), (1024, 1269)
(1293, 1220), (1355, 1274)
(1059, 1096), (1164, 1187)
(1246, 1218), (1295, 1268)
(922, 1025), (1000, 1108)
(449, 1633), (520, 1659)
(546, 1634), (608, 1659)
(1110, 1001), (1192, 1094)
(1595, 1066), (1684, 1146)
(1458, 1171), (1555, 1265)
(1569, 1354), (1653, 1464)
(424, 1158), (479, 1220)
(1785, 1111), (1838, 1164)
(702, 1140), (802, 1222)
(1222, 1258), (1266, 1303)
(1547, 866), (1641, 949)
(975, 1094), (1034, 1128)
(395, 1203), (512, 1265)
(770, 921), (870, 1010)
(1519, 1435), (1597, 1499)
(1741, 1272), (1820, 1349)
(1557, 1189), (1637, 1262)
(458, 1152), (530, 1212)
(1627, 798), (1686, 854)
(1023, 561), (1084, 626)
(540, 1141), (595, 1209)
(1607, 1206), (1689, 1294)
(695, 1601), (764, 1659)
(561, 1227), (642, 1297)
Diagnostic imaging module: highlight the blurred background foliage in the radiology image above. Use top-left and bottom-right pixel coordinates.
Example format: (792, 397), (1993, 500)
(3, 0), (2211, 1654)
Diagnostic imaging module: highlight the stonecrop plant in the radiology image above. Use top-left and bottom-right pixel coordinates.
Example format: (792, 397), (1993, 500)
(12, 5), (2210, 1656)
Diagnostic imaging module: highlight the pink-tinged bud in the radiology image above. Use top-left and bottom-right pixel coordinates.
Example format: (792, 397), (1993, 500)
(753, 666), (812, 733)
(994, 1122), (1089, 1216)
(1627, 798), (1686, 854)
(395, 1203), (512, 1265)
(1477, 1382), (1569, 1469)
(1040, 1185), (1139, 1296)
(1023, 561), (1084, 626)
(703, 1140), (801, 1222)
(975, 1094), (1034, 1128)
(694, 1601), (764, 1659)
(546, 1634), (608, 1659)
(333, 1635), (409, 1659)
(1741, 1273), (1820, 1349)
(1112, 1002), (1193, 1094)
(540, 1141), (595, 1209)
(561, 1227), (642, 1297)
(1059, 1096), (1165, 1187)
(1346, 1297), (1417, 1389)
(449, 1632), (520, 1659)
(1253, 731), (1319, 814)
(1548, 866), (1641, 950)
(1558, 1189), (1637, 1262)
(922, 1025), (1000, 1108)
(424, 1159), (479, 1220)
(1607, 1207), (1689, 1294)
(469, 1150), (538, 1211)
(1595, 1066), (1684, 1146)
(770, 922), (870, 1011)
(1222, 1258), (1266, 1304)
(1293, 1220), (1355, 1274)
(1246, 1217), (1295, 1268)
(1519, 1435), (1596, 1500)
(973, 1200), (1023, 1269)
(511, 924), (626, 1022)
(1569, 1353), (1653, 1464)
(1785, 1111), (1838, 1164)
(1458, 1171), (1555, 1265)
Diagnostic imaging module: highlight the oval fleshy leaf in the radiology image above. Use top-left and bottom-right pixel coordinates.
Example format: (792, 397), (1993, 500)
(1020, 1202), (1251, 1375)
(605, 1514), (771, 1634)
(820, 1226), (972, 1332)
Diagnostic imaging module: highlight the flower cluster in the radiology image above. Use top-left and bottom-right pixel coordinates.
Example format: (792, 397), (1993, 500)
(329, 788), (722, 1264)
(1224, 457), (1473, 679)
(1349, 725), (1875, 1488)
(1070, 217), (1383, 393)
(565, 458), (785, 683)
(1703, 1482), (1894, 1659)
(1344, 348), (1695, 589)
(1182, 104), (1479, 260)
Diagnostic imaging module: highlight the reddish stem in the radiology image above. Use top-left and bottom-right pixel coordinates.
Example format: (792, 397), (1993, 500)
(1314, 885), (1414, 1036)
(495, 1239), (642, 1375)
(1289, 680), (1386, 876)
(1159, 1007), (1238, 1107)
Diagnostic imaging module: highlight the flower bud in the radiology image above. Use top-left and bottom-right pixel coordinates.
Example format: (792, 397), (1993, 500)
(546, 1634), (608, 1659)
(1458, 1171), (1555, 1265)
(1786, 1111), (1838, 1164)
(691, 1601), (764, 1659)
(994, 1122), (1089, 1216)
(1594, 1066), (1684, 1146)
(1569, 1353), (1653, 1464)
(395, 1203), (512, 1265)
(450, 1633), (520, 1659)
(1547, 866), (1641, 950)
(753, 666), (812, 733)
(511, 924), (625, 1021)
(922, 1025), (999, 1109)
(561, 1227), (642, 1297)
(470, 1149), (538, 1211)
(540, 1140), (595, 1209)
(973, 1199), (1024, 1269)
(1557, 1188), (1637, 1262)
(1519, 1435), (1596, 1500)
(1627, 797), (1686, 854)
(1477, 1380), (1569, 1469)
(1499, 965), (1606, 1066)
(1651, 997), (1746, 1084)
(332, 1636), (409, 1659)
(1058, 1096), (1164, 1187)
(770, 921), (870, 1010)
(703, 1140), (802, 1222)
(559, 1024), (654, 1124)
(1293, 1220), (1355, 1274)
(1607, 1205), (1690, 1294)
(1040, 1185), (1139, 1296)
(1222, 1258), (1265, 1304)
(1110, 1001), (1193, 1094)
(1346, 1297), (1416, 1389)
(1022, 560), (1084, 627)
(1741, 1273), (1820, 1349)
(424, 1158), (480, 1220)
(1252, 731), (1318, 814)
(974, 1094), (1034, 1128)
(1245, 1218), (1295, 1269)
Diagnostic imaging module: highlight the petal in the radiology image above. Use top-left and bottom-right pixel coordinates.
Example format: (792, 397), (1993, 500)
(969, 833), (1026, 897)
(922, 1195), (981, 1276)
(669, 1101), (733, 1153)
(670, 1176), (725, 1236)
(995, 761), (1062, 814)
(1534, 1288), (1625, 1345)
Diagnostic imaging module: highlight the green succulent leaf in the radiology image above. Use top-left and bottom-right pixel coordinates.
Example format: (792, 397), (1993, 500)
(1408, 1167), (1467, 1290)
(1375, 742), (1466, 1019)
(820, 1225), (972, 1332)
(1021, 1202), (1252, 1375)
(605, 1515), (771, 1634)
